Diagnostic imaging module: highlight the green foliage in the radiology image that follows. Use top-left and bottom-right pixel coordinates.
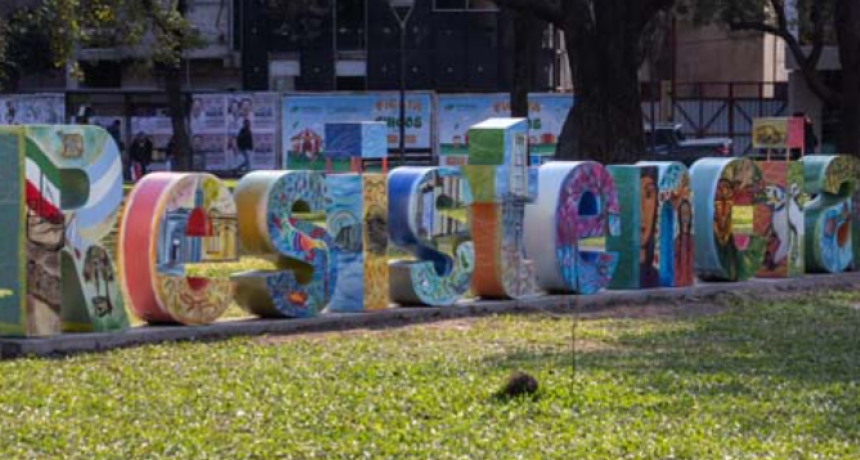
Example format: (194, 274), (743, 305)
(0, 19), (7, 84)
(1, 292), (860, 458)
(678, 0), (771, 27)
(22, 0), (205, 71)
(681, 0), (836, 45)
(2, 10), (58, 77)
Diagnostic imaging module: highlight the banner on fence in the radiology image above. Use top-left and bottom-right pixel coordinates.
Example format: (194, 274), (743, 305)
(529, 93), (574, 159)
(191, 93), (280, 171)
(281, 92), (434, 170)
(0, 94), (66, 125)
(752, 117), (805, 151)
(130, 112), (174, 171)
(437, 93), (574, 166)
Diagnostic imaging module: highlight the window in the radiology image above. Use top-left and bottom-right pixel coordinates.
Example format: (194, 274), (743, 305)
(433, 0), (497, 12)
(336, 0), (366, 51)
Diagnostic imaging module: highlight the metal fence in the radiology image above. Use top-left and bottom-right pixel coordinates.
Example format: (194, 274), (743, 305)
(642, 82), (789, 155)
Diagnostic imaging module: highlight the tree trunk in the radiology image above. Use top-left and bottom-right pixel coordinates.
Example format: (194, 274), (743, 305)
(836, 0), (860, 156)
(840, 65), (860, 156)
(510, 10), (541, 118)
(557, 23), (645, 164)
(165, 63), (193, 171)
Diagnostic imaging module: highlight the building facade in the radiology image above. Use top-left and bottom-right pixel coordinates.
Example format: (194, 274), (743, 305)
(786, 45), (842, 153)
(12, 0), (559, 95)
(245, 0), (559, 93)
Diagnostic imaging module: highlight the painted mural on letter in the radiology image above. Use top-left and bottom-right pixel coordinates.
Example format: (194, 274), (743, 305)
(691, 158), (766, 281)
(801, 155), (858, 274)
(0, 126), (129, 337)
(233, 171), (337, 318)
(525, 161), (620, 295)
(121, 173), (237, 326)
(388, 167), (474, 306)
(362, 174), (390, 311)
(638, 161), (695, 288)
(324, 173), (390, 312)
(754, 161), (805, 278)
(607, 166), (660, 290)
(464, 118), (540, 299)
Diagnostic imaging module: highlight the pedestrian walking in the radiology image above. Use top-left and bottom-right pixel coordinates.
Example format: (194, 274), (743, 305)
(236, 118), (253, 175)
(130, 132), (153, 181)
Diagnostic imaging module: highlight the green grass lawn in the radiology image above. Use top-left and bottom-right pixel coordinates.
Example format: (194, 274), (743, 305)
(2, 292), (860, 458)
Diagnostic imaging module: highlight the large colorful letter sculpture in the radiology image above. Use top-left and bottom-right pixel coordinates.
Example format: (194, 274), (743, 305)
(325, 174), (390, 312)
(637, 162), (695, 288)
(753, 161), (805, 277)
(0, 126), (129, 336)
(606, 165), (661, 290)
(691, 158), (766, 281)
(388, 167), (474, 306)
(120, 173), (238, 325)
(525, 162), (620, 294)
(464, 118), (540, 299)
(233, 171), (337, 318)
(801, 155), (859, 273)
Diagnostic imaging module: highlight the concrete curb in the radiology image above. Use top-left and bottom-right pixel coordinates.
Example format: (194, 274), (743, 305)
(2, 273), (858, 359)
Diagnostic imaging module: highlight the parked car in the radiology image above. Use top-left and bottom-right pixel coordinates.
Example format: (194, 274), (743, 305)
(642, 123), (733, 166)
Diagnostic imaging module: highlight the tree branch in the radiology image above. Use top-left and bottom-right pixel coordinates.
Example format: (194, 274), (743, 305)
(729, 20), (785, 37)
(490, 0), (564, 29)
(769, 0), (789, 31)
(642, 0), (677, 20)
(637, 0), (676, 35)
(729, 2), (838, 105)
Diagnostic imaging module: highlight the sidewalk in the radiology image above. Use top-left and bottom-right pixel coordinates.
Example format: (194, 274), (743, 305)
(2, 273), (857, 359)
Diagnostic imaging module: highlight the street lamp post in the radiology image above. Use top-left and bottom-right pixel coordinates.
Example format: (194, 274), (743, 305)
(388, 0), (415, 167)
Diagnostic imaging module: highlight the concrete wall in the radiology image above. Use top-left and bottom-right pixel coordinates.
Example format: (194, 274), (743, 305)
(788, 71), (824, 140)
(674, 23), (786, 96)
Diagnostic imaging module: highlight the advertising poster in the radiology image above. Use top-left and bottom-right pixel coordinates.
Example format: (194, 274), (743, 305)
(753, 117), (805, 151)
(249, 93), (279, 132)
(0, 94), (66, 125)
(240, 93), (279, 170)
(192, 93), (280, 171)
(282, 92), (433, 170)
(130, 113), (173, 171)
(528, 93), (574, 163)
(192, 133), (228, 171)
(130, 115), (173, 151)
(191, 94), (227, 134)
(437, 93), (508, 166)
(436, 93), (574, 166)
(250, 132), (276, 170)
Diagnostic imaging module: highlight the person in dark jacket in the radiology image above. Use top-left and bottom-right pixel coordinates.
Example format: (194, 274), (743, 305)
(235, 118), (253, 175)
(129, 132), (153, 180)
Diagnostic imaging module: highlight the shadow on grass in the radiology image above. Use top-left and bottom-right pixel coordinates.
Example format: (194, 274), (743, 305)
(482, 292), (860, 442)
